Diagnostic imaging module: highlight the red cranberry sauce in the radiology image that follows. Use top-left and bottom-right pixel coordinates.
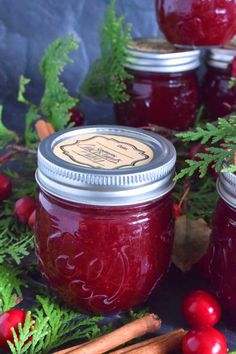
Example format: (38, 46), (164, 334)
(201, 198), (236, 319)
(203, 66), (236, 121)
(115, 69), (199, 131)
(36, 190), (174, 314)
(156, 0), (236, 46)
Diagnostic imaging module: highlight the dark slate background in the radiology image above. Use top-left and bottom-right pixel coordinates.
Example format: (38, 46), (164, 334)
(0, 0), (161, 133)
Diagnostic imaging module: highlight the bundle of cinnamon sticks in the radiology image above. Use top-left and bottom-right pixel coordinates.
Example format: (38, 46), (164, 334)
(53, 314), (185, 354)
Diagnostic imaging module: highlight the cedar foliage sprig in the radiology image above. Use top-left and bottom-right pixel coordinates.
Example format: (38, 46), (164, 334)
(81, 0), (133, 103)
(173, 177), (218, 221)
(0, 105), (17, 145)
(0, 264), (26, 313)
(0, 166), (37, 265)
(18, 35), (79, 146)
(8, 295), (103, 354)
(175, 115), (236, 179)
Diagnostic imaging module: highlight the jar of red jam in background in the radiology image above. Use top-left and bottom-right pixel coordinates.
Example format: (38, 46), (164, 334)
(156, 0), (236, 46)
(35, 126), (176, 314)
(114, 39), (200, 131)
(203, 47), (236, 121)
(199, 171), (236, 321)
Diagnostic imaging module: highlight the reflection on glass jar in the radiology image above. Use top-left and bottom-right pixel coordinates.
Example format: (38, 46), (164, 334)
(203, 47), (236, 121)
(35, 126), (176, 314)
(156, 0), (236, 46)
(114, 39), (200, 131)
(200, 172), (236, 321)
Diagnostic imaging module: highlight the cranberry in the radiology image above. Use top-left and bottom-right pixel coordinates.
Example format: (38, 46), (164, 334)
(27, 209), (36, 230)
(67, 108), (84, 127)
(0, 309), (33, 349)
(182, 327), (227, 354)
(182, 290), (221, 328)
(0, 172), (12, 201)
(15, 197), (38, 224)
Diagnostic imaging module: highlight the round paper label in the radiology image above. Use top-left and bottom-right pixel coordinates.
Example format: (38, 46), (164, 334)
(53, 134), (154, 169)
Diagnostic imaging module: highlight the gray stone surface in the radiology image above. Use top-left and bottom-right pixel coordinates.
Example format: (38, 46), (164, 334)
(0, 0), (160, 132)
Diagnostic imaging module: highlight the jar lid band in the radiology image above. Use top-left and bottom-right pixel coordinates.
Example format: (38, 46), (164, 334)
(207, 48), (236, 69)
(217, 171), (236, 208)
(125, 38), (200, 73)
(36, 126), (176, 206)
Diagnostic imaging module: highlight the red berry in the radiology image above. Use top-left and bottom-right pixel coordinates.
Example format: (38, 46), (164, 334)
(15, 197), (38, 224)
(182, 327), (227, 354)
(182, 290), (221, 328)
(0, 309), (32, 349)
(67, 108), (84, 127)
(27, 209), (36, 229)
(0, 172), (12, 201)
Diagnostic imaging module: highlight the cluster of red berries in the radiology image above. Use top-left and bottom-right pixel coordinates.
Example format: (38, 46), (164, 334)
(0, 172), (38, 229)
(182, 290), (227, 354)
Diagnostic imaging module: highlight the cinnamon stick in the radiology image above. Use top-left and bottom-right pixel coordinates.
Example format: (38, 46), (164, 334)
(35, 119), (55, 141)
(53, 314), (161, 354)
(111, 329), (186, 354)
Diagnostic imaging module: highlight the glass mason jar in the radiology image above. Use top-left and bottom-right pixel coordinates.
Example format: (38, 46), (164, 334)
(156, 0), (236, 46)
(203, 47), (236, 121)
(35, 126), (176, 314)
(199, 172), (236, 320)
(114, 39), (200, 131)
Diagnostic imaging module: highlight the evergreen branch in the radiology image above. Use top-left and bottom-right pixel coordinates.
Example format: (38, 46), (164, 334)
(0, 105), (17, 145)
(8, 295), (103, 354)
(81, 0), (133, 103)
(8, 312), (36, 354)
(40, 35), (79, 130)
(174, 177), (218, 221)
(0, 264), (26, 313)
(0, 227), (33, 265)
(176, 116), (236, 144)
(176, 115), (236, 179)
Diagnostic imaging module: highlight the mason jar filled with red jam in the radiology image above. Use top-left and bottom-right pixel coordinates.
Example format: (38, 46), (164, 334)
(200, 171), (236, 320)
(203, 47), (236, 121)
(114, 39), (200, 131)
(35, 125), (176, 314)
(156, 0), (236, 46)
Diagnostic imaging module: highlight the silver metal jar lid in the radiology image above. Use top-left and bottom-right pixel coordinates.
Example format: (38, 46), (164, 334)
(36, 125), (176, 206)
(217, 172), (236, 208)
(125, 38), (200, 73)
(207, 47), (236, 69)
